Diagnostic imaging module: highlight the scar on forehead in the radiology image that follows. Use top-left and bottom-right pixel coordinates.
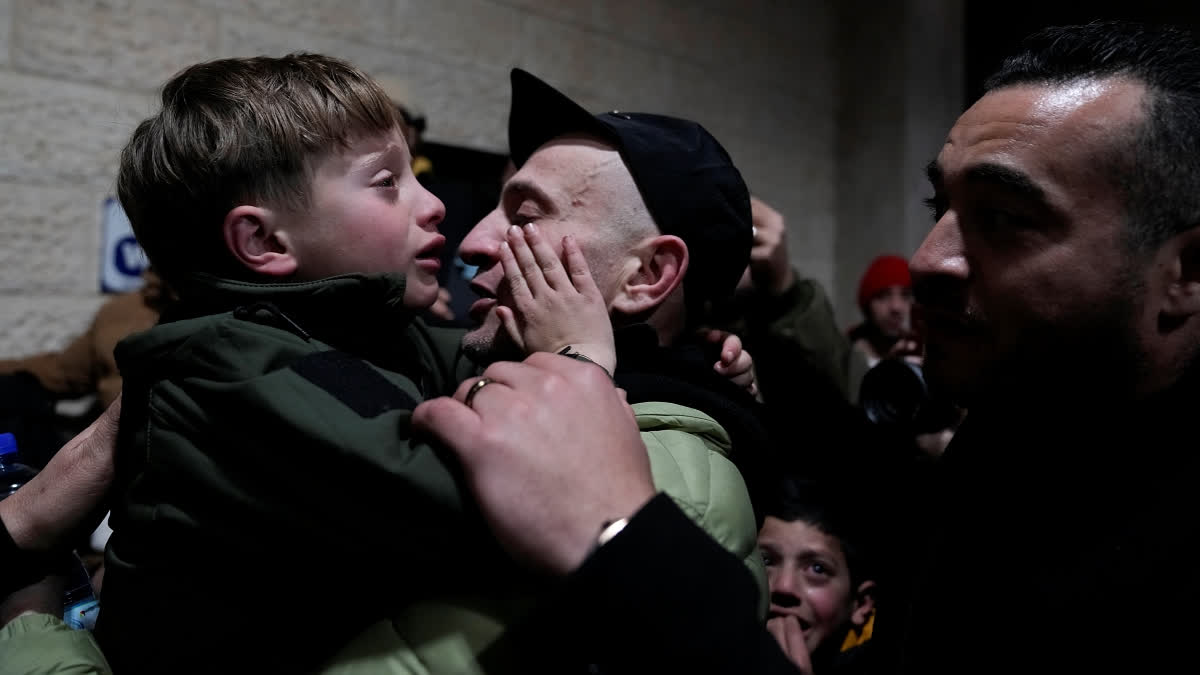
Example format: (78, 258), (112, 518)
(567, 153), (625, 208)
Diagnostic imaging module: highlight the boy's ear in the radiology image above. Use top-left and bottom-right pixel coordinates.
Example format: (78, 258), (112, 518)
(850, 580), (877, 628)
(609, 235), (689, 317)
(222, 205), (298, 278)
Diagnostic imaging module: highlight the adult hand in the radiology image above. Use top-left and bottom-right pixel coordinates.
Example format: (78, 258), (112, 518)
(495, 224), (616, 375)
(412, 353), (654, 575)
(885, 334), (923, 365)
(749, 196), (795, 296)
(766, 615), (814, 675)
(0, 396), (119, 552)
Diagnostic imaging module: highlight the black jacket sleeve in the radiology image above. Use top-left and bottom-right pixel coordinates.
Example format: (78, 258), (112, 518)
(483, 493), (801, 674)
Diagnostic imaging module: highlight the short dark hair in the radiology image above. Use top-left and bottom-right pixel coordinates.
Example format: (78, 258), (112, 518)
(117, 53), (401, 285)
(763, 477), (874, 586)
(985, 21), (1200, 252)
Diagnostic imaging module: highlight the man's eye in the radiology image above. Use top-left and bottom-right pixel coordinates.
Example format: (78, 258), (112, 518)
(760, 549), (778, 567)
(923, 195), (946, 221)
(978, 207), (1031, 231)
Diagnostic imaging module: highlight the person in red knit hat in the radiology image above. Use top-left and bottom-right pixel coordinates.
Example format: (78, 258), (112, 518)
(848, 255), (915, 368)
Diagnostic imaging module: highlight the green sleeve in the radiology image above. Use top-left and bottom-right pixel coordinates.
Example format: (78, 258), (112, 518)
(746, 274), (862, 403)
(0, 613), (112, 675)
(634, 402), (768, 617)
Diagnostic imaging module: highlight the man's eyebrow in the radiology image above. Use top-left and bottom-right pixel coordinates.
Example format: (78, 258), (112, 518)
(501, 178), (557, 214)
(964, 163), (1048, 203)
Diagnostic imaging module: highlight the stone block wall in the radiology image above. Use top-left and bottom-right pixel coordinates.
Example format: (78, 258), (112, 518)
(0, 0), (838, 357)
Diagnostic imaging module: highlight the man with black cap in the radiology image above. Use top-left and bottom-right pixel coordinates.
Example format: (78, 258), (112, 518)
(460, 69), (753, 364)
(458, 66), (774, 513)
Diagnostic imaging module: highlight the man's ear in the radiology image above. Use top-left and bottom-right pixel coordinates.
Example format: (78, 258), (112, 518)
(850, 580), (877, 628)
(609, 235), (689, 317)
(222, 204), (298, 278)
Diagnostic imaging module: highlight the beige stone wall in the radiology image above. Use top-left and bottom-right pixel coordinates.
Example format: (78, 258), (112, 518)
(0, 0), (838, 357)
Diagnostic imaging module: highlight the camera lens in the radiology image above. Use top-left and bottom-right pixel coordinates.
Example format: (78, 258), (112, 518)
(859, 358), (928, 428)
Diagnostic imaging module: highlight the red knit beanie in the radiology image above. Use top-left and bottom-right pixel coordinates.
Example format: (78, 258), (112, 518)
(857, 255), (912, 309)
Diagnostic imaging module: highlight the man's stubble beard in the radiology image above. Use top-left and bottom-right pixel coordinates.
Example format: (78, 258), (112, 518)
(460, 315), (524, 367)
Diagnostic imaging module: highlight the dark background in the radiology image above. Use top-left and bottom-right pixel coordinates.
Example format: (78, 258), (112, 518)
(418, 140), (508, 327)
(965, 0), (1200, 103)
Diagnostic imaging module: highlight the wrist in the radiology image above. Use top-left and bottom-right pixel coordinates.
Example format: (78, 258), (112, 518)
(0, 509), (55, 599)
(555, 344), (616, 378)
(0, 499), (35, 551)
(560, 489), (655, 574)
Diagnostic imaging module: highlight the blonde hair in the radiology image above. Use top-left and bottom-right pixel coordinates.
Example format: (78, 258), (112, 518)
(116, 53), (401, 284)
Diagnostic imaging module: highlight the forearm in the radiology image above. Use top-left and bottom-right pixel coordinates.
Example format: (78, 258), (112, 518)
(0, 401), (117, 552)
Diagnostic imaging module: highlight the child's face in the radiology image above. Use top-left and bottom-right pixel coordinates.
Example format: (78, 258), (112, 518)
(287, 128), (446, 309)
(758, 516), (857, 654)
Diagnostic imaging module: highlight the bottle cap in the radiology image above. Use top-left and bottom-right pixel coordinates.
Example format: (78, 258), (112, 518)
(0, 432), (16, 457)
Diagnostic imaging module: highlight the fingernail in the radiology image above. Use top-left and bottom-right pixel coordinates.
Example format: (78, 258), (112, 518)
(526, 222), (538, 235)
(508, 225), (520, 238)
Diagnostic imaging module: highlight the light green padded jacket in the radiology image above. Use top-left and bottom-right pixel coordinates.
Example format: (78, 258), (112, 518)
(324, 400), (766, 675)
(0, 402), (764, 675)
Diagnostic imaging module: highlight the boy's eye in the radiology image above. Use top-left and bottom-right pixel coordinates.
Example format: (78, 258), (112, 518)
(374, 174), (397, 188)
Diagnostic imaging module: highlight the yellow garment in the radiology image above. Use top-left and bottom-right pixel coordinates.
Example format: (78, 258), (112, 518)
(411, 155), (434, 177)
(840, 610), (876, 651)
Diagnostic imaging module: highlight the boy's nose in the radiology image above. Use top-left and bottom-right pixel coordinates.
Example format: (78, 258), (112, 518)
(769, 564), (800, 598)
(418, 187), (445, 231)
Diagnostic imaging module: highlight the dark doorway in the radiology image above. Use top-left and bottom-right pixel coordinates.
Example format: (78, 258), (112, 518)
(417, 141), (509, 328)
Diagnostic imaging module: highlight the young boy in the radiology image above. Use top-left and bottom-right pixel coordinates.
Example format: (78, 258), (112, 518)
(757, 477), (881, 674)
(96, 54), (762, 674)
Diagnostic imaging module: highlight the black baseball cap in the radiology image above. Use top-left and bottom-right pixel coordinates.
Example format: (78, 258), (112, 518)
(507, 68), (753, 308)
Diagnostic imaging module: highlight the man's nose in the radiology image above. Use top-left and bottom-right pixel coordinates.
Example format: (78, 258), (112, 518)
(911, 212), (967, 285)
(458, 210), (505, 268)
(911, 212), (969, 308)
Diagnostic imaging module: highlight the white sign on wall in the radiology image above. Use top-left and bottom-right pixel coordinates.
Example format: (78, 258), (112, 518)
(100, 197), (148, 293)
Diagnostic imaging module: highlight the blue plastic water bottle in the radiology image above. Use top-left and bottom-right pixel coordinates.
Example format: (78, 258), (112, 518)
(0, 432), (37, 498)
(0, 432), (100, 630)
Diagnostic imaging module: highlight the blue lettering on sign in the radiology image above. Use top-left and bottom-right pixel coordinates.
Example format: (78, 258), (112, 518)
(113, 235), (148, 277)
